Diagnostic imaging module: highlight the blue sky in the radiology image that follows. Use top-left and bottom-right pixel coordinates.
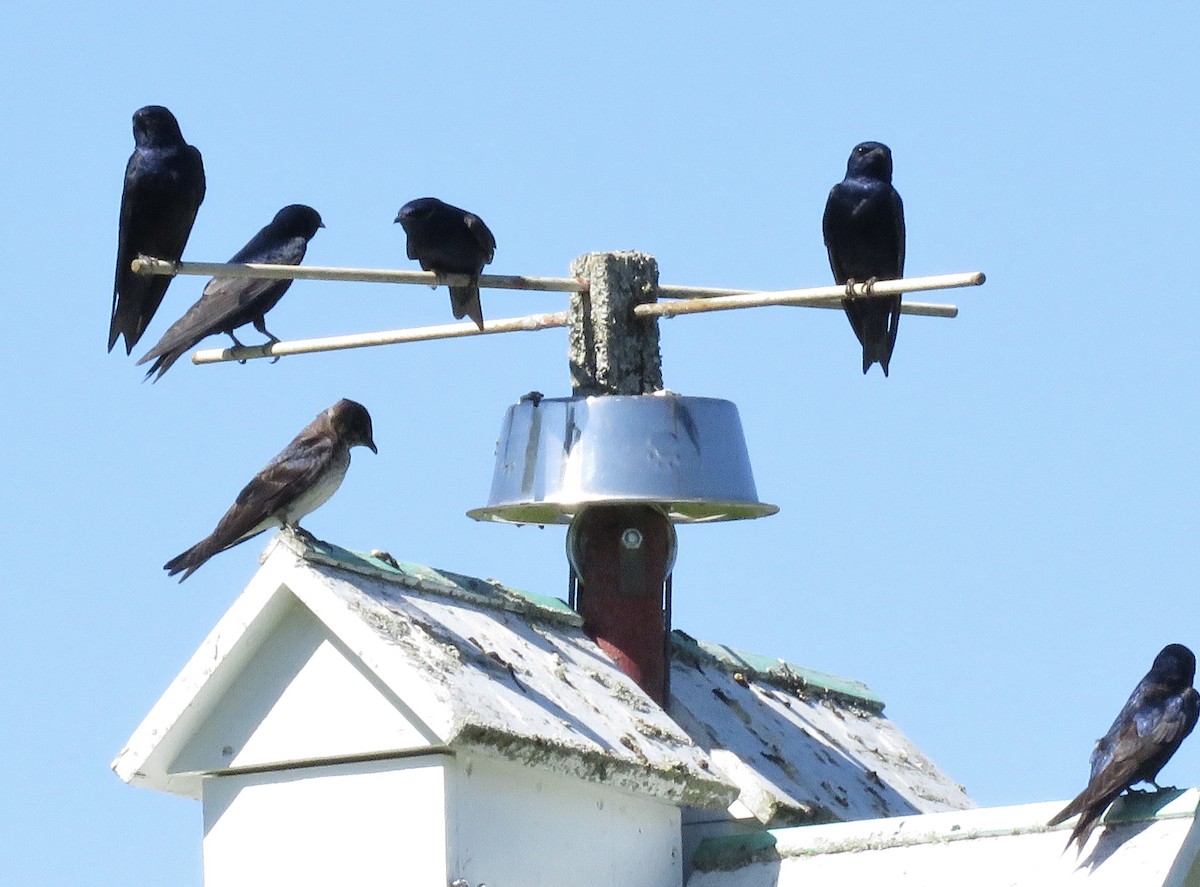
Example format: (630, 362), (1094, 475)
(3, 3), (1199, 883)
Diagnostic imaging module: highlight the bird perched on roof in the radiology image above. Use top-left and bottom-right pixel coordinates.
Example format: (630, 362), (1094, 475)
(137, 204), (324, 381)
(395, 197), (496, 330)
(1048, 643), (1199, 854)
(110, 105), (206, 354)
(822, 141), (906, 376)
(164, 399), (377, 582)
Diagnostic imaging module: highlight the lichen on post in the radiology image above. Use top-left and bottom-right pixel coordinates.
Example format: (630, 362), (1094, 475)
(568, 252), (663, 396)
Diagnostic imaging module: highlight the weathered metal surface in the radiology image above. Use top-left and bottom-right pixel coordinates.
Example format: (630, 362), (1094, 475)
(468, 392), (778, 525)
(688, 789), (1200, 886)
(668, 633), (972, 828)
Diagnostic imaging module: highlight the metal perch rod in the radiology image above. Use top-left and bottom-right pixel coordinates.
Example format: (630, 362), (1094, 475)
(132, 257), (982, 310)
(192, 311), (572, 364)
(158, 255), (981, 363)
(640, 272), (984, 320)
(131, 257), (588, 294)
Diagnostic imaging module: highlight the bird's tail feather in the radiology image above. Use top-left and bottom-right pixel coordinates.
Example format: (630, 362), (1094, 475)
(1047, 796), (1103, 856)
(164, 538), (217, 583)
(450, 285), (484, 331)
(1065, 809), (1102, 855)
(1046, 797), (1082, 828)
(842, 296), (899, 376)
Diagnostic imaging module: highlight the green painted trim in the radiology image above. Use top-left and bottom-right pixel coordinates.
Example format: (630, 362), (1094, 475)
(692, 830), (780, 872)
(1105, 787), (1198, 823)
(670, 631), (885, 712)
(289, 535), (581, 625)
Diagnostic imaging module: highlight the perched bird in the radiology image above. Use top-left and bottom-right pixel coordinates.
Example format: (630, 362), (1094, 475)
(164, 399), (377, 581)
(110, 105), (206, 354)
(1048, 643), (1200, 854)
(137, 204), (324, 381)
(395, 197), (496, 330)
(822, 141), (906, 376)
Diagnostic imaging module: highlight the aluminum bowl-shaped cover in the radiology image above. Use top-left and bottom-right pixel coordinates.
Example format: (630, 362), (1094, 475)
(467, 393), (778, 525)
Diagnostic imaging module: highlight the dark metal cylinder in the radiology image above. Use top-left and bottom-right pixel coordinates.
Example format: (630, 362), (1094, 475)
(567, 504), (676, 704)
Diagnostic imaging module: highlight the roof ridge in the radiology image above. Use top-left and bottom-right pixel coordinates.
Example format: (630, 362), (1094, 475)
(275, 531), (582, 626)
(670, 630), (884, 712)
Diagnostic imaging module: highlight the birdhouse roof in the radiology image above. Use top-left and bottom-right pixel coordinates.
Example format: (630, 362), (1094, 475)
(687, 788), (1200, 886)
(668, 632), (971, 825)
(113, 531), (968, 823)
(113, 532), (736, 808)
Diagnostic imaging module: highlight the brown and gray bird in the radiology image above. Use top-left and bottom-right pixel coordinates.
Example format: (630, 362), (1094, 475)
(110, 105), (206, 354)
(822, 141), (906, 376)
(137, 204), (323, 381)
(1048, 643), (1199, 854)
(164, 399), (377, 581)
(394, 197), (495, 330)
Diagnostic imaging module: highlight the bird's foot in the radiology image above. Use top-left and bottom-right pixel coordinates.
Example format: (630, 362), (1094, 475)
(1126, 786), (1151, 795)
(227, 332), (247, 364)
(260, 331), (282, 364)
(843, 278), (857, 299)
(863, 276), (878, 297)
(1151, 781), (1179, 793)
(286, 525), (319, 545)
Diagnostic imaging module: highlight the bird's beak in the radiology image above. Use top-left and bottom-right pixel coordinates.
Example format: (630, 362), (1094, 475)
(367, 439), (378, 454)
(393, 214), (403, 224)
(319, 221), (326, 228)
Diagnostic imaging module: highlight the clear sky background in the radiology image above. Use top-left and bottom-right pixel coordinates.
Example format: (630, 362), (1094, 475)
(2, 3), (1199, 883)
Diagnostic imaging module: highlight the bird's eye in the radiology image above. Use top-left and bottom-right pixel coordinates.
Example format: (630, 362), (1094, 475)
(856, 145), (869, 154)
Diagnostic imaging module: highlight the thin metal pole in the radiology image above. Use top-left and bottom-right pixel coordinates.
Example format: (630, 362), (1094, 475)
(191, 310), (571, 364)
(637, 272), (984, 320)
(131, 256), (588, 293)
(132, 256), (983, 308)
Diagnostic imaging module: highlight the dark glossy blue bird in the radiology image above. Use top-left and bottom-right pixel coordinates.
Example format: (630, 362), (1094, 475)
(1048, 643), (1199, 854)
(395, 197), (495, 330)
(110, 105), (206, 354)
(822, 141), (906, 376)
(164, 399), (377, 582)
(137, 204), (323, 381)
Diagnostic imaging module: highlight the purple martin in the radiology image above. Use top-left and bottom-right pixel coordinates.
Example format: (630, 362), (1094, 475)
(164, 399), (377, 582)
(394, 197), (496, 330)
(110, 105), (206, 354)
(1048, 643), (1199, 853)
(822, 141), (906, 376)
(136, 204), (324, 381)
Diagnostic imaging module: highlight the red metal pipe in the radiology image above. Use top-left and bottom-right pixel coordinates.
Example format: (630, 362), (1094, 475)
(568, 505), (674, 705)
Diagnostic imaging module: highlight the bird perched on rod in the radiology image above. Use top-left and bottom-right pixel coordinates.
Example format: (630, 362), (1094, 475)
(822, 141), (906, 376)
(137, 204), (324, 381)
(1048, 643), (1199, 854)
(110, 105), (206, 354)
(164, 399), (377, 582)
(395, 197), (496, 330)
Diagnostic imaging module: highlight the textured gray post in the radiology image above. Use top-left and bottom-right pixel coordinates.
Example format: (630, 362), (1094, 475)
(568, 252), (663, 395)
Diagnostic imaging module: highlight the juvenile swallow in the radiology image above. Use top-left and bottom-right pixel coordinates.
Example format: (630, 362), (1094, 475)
(137, 204), (323, 380)
(164, 399), (377, 581)
(1048, 643), (1199, 853)
(110, 105), (206, 354)
(822, 141), (906, 376)
(395, 197), (495, 330)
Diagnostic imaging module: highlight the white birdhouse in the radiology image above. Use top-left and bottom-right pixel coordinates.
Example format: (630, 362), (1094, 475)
(114, 532), (974, 885)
